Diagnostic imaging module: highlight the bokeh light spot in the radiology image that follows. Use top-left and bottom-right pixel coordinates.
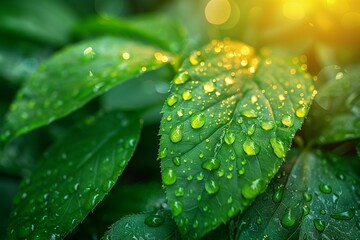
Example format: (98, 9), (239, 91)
(205, 0), (231, 25)
(283, 1), (305, 21)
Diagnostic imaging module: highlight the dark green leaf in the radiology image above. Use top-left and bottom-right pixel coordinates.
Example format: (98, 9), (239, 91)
(75, 14), (187, 53)
(1, 36), (173, 143)
(103, 209), (180, 240)
(159, 39), (315, 238)
(0, 0), (76, 46)
(309, 65), (360, 144)
(6, 111), (141, 239)
(0, 178), (18, 239)
(235, 150), (360, 240)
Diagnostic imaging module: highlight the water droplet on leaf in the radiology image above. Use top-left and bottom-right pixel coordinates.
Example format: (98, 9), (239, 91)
(330, 209), (355, 220)
(191, 113), (206, 129)
(281, 208), (296, 228)
(144, 214), (165, 227)
(170, 124), (183, 143)
(162, 168), (177, 186)
(281, 115), (294, 127)
(182, 90), (193, 101)
(295, 105), (307, 118)
(205, 179), (220, 194)
(170, 201), (183, 216)
(167, 95), (178, 107)
(241, 109), (258, 118)
(319, 184), (332, 194)
(270, 137), (286, 158)
(174, 72), (190, 85)
(202, 158), (220, 171)
(224, 132), (236, 145)
(243, 139), (260, 156)
(242, 179), (264, 199)
(313, 218), (326, 232)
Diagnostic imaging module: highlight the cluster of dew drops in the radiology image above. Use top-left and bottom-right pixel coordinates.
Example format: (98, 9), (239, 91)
(157, 38), (318, 233)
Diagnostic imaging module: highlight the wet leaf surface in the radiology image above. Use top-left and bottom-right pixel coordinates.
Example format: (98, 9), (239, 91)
(159, 39), (315, 238)
(7, 111), (141, 239)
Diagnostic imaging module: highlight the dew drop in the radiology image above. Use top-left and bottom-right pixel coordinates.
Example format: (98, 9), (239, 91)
(281, 115), (294, 127)
(261, 121), (275, 131)
(175, 187), (185, 197)
(272, 184), (284, 203)
(167, 95), (178, 107)
(172, 157), (181, 166)
(122, 52), (130, 60)
(238, 167), (245, 176)
(295, 105), (308, 118)
(247, 124), (256, 136)
(281, 208), (296, 228)
(189, 52), (200, 65)
(191, 113), (205, 129)
(330, 209), (355, 220)
(170, 201), (183, 216)
(162, 168), (177, 186)
(303, 192), (312, 202)
(256, 215), (262, 225)
(227, 206), (237, 218)
(174, 72), (190, 85)
(159, 147), (168, 159)
(144, 214), (165, 227)
(243, 139), (260, 156)
(302, 205), (310, 216)
(313, 218), (325, 232)
(224, 132), (236, 145)
(202, 158), (220, 171)
(205, 179), (220, 194)
(242, 179), (264, 199)
(241, 109), (258, 118)
(270, 137), (286, 158)
(182, 90), (192, 101)
(319, 184), (332, 194)
(170, 124), (183, 143)
(204, 82), (215, 93)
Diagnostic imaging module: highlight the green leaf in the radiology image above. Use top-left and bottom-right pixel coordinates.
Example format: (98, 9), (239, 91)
(6, 111), (141, 239)
(159, 39), (315, 238)
(0, 0), (77, 46)
(235, 149), (360, 240)
(75, 14), (187, 53)
(309, 65), (360, 144)
(103, 209), (180, 240)
(1, 36), (173, 143)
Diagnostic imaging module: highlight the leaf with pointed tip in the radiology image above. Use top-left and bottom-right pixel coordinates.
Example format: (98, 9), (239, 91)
(235, 149), (360, 240)
(159, 39), (315, 238)
(6, 111), (141, 240)
(1, 36), (173, 143)
(308, 65), (360, 144)
(102, 209), (180, 240)
(75, 14), (187, 53)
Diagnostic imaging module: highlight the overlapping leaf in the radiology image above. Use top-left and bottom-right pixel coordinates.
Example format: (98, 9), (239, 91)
(7, 111), (141, 239)
(103, 209), (179, 240)
(235, 150), (360, 239)
(309, 65), (360, 144)
(1, 36), (173, 143)
(159, 39), (315, 238)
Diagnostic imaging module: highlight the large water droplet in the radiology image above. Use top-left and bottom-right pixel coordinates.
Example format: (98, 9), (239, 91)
(159, 147), (168, 159)
(167, 94), (178, 107)
(144, 214), (165, 227)
(202, 158), (220, 171)
(162, 168), (177, 186)
(302, 205), (310, 216)
(204, 82), (215, 93)
(270, 137), (286, 158)
(170, 124), (183, 143)
(242, 179), (264, 199)
(313, 218), (325, 232)
(227, 206), (237, 218)
(319, 184), (332, 194)
(172, 157), (181, 166)
(243, 139), (260, 156)
(240, 109), (258, 118)
(281, 208), (296, 228)
(272, 184), (284, 203)
(182, 90), (193, 101)
(191, 113), (205, 129)
(224, 132), (236, 145)
(205, 179), (220, 194)
(281, 115), (294, 127)
(303, 192), (312, 202)
(247, 124), (256, 136)
(330, 209), (355, 220)
(170, 201), (183, 216)
(295, 105), (308, 118)
(174, 72), (189, 85)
